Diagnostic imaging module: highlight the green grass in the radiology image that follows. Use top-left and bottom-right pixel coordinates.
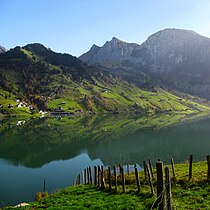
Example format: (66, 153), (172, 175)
(48, 97), (82, 111)
(20, 48), (33, 58)
(29, 186), (154, 209)
(171, 161), (210, 209)
(6, 161), (210, 209)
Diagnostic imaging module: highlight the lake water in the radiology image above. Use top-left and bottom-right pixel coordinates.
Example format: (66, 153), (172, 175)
(0, 113), (210, 207)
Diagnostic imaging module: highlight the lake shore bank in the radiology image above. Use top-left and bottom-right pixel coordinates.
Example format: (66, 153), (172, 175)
(3, 160), (210, 209)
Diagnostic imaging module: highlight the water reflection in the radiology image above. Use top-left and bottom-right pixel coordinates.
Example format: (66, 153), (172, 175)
(0, 114), (209, 167)
(0, 154), (102, 207)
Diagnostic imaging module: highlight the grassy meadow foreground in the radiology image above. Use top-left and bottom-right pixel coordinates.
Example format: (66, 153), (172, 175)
(4, 161), (210, 209)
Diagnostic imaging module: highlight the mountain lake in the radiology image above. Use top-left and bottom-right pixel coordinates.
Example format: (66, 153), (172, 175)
(0, 113), (210, 207)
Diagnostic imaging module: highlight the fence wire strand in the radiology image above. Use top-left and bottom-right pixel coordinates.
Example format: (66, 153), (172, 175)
(150, 182), (170, 209)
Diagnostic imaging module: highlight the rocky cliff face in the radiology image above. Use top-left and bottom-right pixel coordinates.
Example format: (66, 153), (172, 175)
(80, 37), (139, 65)
(80, 28), (210, 99)
(133, 29), (210, 99)
(81, 29), (210, 71)
(132, 28), (210, 72)
(0, 46), (6, 54)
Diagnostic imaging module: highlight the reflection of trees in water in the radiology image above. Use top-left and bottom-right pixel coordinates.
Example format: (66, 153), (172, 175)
(0, 114), (210, 168)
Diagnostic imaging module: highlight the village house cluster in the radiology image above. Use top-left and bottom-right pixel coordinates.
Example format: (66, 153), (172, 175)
(0, 99), (34, 110)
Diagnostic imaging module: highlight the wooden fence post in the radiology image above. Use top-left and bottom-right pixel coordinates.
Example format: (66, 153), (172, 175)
(134, 166), (140, 192)
(87, 167), (90, 184)
(189, 155), (193, 180)
(43, 178), (46, 192)
(207, 155), (210, 181)
(108, 166), (112, 191)
(143, 161), (147, 181)
(148, 159), (154, 179)
(101, 166), (105, 189)
(146, 164), (154, 195)
(89, 166), (92, 185)
(82, 170), (85, 184)
(119, 164), (123, 176)
(121, 165), (126, 193)
(94, 166), (97, 186)
(84, 168), (87, 184)
(171, 158), (176, 179)
(165, 166), (172, 210)
(78, 174), (80, 185)
(113, 164), (117, 193)
(156, 160), (164, 210)
(98, 165), (101, 187)
(127, 164), (130, 176)
(76, 174), (78, 185)
(119, 164), (123, 187)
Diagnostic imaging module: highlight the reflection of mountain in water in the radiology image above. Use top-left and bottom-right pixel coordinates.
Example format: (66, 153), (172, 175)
(89, 122), (210, 165)
(0, 113), (210, 168)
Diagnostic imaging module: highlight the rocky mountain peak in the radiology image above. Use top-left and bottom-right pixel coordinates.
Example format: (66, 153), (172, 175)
(110, 37), (124, 44)
(90, 44), (100, 51)
(79, 37), (139, 64)
(131, 28), (210, 70)
(0, 45), (6, 54)
(104, 37), (135, 48)
(79, 44), (101, 64)
(111, 36), (120, 41)
(141, 28), (204, 48)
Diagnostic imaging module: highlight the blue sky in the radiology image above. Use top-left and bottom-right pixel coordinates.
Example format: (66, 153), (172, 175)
(1, 0), (210, 57)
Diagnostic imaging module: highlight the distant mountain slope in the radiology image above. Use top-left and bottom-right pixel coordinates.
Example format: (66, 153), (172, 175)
(0, 43), (209, 115)
(134, 29), (210, 99)
(80, 29), (210, 99)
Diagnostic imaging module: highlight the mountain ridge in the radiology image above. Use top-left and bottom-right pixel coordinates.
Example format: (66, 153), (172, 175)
(0, 42), (209, 115)
(80, 37), (139, 65)
(79, 28), (210, 99)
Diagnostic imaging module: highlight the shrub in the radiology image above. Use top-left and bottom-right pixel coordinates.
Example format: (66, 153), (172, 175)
(34, 191), (49, 201)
